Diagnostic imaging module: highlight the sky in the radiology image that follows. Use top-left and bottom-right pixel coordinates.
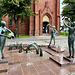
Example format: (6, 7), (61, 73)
(60, 0), (64, 14)
(60, 0), (64, 25)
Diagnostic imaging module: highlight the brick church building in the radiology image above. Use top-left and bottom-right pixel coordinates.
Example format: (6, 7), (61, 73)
(3, 0), (60, 36)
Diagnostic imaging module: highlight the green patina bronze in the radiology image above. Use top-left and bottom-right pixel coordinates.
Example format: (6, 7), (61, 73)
(40, 48), (43, 57)
(26, 43), (39, 54)
(46, 24), (57, 46)
(64, 17), (75, 58)
(19, 43), (22, 53)
(0, 21), (14, 61)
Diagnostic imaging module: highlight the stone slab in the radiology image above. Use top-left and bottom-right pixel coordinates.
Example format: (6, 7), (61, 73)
(49, 56), (71, 67)
(8, 54), (20, 65)
(39, 45), (48, 47)
(23, 47), (35, 51)
(63, 56), (74, 62)
(0, 63), (8, 73)
(23, 44), (48, 51)
(48, 45), (65, 53)
(45, 49), (55, 56)
(0, 61), (8, 64)
(63, 56), (75, 65)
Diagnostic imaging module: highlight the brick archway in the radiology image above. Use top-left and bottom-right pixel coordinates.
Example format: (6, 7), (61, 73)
(39, 11), (53, 35)
(42, 13), (52, 25)
(42, 13), (52, 34)
(29, 0), (60, 36)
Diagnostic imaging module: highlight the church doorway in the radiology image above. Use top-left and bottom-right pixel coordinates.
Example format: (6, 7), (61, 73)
(42, 15), (49, 34)
(43, 22), (48, 33)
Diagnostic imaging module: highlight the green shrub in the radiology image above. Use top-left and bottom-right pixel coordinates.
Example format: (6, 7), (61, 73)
(60, 32), (69, 36)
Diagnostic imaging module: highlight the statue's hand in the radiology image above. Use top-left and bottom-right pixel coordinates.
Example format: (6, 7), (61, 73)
(68, 18), (70, 22)
(7, 33), (15, 39)
(7, 36), (11, 39)
(11, 36), (15, 39)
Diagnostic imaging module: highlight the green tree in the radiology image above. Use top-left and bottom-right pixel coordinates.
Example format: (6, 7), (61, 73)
(62, 0), (75, 22)
(0, 0), (39, 37)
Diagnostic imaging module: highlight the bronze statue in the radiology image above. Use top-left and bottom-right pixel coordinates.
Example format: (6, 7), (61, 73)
(0, 21), (14, 60)
(26, 43), (39, 54)
(63, 18), (75, 58)
(46, 24), (57, 46)
(19, 43), (22, 53)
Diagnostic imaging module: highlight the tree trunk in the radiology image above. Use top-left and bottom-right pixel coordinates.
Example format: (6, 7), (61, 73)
(15, 20), (19, 37)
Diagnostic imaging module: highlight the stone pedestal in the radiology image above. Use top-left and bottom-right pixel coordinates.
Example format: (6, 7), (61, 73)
(48, 45), (65, 53)
(49, 55), (71, 67)
(63, 56), (75, 65)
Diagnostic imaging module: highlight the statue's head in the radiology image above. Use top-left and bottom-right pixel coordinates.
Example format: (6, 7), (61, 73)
(53, 26), (55, 29)
(71, 22), (75, 27)
(1, 21), (6, 27)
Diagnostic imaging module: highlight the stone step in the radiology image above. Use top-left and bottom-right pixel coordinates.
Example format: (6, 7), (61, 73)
(49, 56), (71, 67)
(45, 49), (58, 56)
(0, 60), (9, 73)
(63, 56), (75, 65)
(48, 45), (65, 53)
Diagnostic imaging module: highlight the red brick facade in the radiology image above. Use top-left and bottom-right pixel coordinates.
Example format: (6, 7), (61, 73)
(3, 0), (60, 36)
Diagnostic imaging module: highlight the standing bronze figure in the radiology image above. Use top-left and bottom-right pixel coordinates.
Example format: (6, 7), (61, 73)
(64, 18), (75, 58)
(47, 24), (57, 46)
(0, 21), (14, 60)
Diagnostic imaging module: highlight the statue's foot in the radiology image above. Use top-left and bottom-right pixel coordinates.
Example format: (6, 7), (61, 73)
(53, 43), (55, 45)
(53, 44), (55, 46)
(0, 58), (2, 61)
(48, 45), (50, 48)
(72, 56), (74, 58)
(67, 56), (71, 58)
(1, 57), (8, 59)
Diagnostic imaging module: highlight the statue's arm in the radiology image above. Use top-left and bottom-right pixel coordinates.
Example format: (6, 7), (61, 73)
(0, 34), (7, 37)
(46, 24), (52, 30)
(49, 27), (53, 31)
(63, 17), (71, 29)
(6, 28), (14, 37)
(6, 28), (13, 33)
(63, 22), (71, 29)
(55, 29), (58, 34)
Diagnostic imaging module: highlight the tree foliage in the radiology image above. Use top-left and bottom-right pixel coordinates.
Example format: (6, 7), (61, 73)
(62, 0), (75, 22)
(0, 0), (39, 36)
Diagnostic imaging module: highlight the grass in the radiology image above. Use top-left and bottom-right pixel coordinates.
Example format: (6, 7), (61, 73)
(16, 34), (29, 38)
(7, 32), (29, 38)
(60, 32), (69, 36)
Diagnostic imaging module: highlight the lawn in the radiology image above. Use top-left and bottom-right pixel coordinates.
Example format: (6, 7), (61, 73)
(60, 32), (69, 36)
(16, 34), (29, 38)
(7, 32), (29, 38)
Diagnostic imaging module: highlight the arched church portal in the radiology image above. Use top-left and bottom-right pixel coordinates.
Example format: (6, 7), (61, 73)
(42, 14), (52, 34)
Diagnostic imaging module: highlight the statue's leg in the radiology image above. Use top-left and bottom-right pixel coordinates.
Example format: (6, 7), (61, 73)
(67, 40), (72, 58)
(1, 44), (5, 59)
(53, 36), (55, 45)
(72, 41), (74, 58)
(0, 38), (2, 60)
(49, 36), (52, 46)
(0, 47), (2, 61)
(1, 38), (6, 59)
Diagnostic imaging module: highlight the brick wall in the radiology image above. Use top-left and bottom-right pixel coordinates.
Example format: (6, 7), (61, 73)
(2, 0), (60, 36)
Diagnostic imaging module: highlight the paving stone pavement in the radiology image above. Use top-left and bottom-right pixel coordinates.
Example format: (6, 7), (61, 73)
(0, 35), (75, 75)
(0, 46), (75, 75)
(6, 35), (75, 50)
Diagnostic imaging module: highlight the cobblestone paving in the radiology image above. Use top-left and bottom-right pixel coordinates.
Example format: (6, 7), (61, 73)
(0, 47), (75, 75)
(0, 35), (75, 75)
(6, 35), (68, 48)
